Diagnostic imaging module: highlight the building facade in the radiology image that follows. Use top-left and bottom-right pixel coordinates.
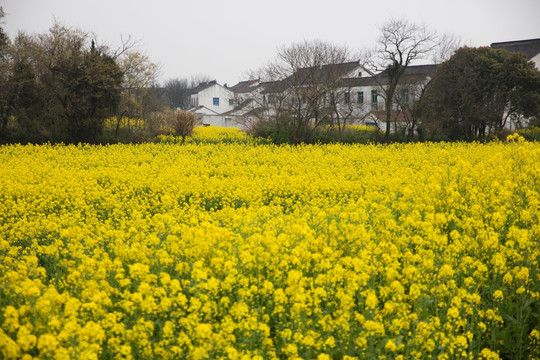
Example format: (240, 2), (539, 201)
(188, 80), (236, 126)
(226, 62), (437, 133)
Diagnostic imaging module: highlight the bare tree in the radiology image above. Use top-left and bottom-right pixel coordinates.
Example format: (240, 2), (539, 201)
(110, 34), (139, 60)
(254, 39), (357, 142)
(189, 74), (212, 88)
(431, 33), (462, 64)
(162, 75), (213, 110)
(163, 78), (189, 109)
(392, 80), (423, 138)
(362, 19), (437, 140)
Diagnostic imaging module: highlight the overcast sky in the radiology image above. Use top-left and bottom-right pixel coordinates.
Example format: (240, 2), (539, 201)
(3, 0), (540, 86)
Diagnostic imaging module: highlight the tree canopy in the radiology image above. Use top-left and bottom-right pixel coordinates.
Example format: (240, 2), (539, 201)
(0, 23), (124, 143)
(0, 16), (170, 144)
(417, 46), (540, 140)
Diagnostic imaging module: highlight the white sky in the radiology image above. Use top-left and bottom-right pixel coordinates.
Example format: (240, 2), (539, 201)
(3, 0), (540, 86)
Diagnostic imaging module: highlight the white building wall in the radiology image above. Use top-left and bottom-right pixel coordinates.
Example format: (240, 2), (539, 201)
(235, 87), (263, 104)
(199, 115), (241, 128)
(198, 85), (235, 114)
(343, 64), (365, 78)
(190, 94), (199, 108)
(348, 86), (386, 111)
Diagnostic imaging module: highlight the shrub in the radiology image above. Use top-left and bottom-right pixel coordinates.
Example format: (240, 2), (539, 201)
(518, 127), (540, 142)
(249, 117), (379, 144)
(314, 125), (379, 144)
(172, 110), (199, 137)
(155, 126), (271, 145)
(248, 117), (294, 144)
(146, 110), (199, 139)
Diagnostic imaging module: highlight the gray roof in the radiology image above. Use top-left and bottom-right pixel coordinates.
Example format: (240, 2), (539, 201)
(189, 80), (218, 95)
(283, 61), (361, 86)
(221, 99), (262, 116)
(375, 64), (438, 78)
(260, 80), (288, 94)
(230, 79), (260, 93)
(338, 64), (437, 88)
(339, 77), (379, 87)
(242, 63), (436, 94)
(399, 64), (438, 76)
(260, 62), (362, 93)
(491, 38), (540, 60)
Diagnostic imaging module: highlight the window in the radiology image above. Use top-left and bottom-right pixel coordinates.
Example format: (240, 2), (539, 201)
(371, 90), (378, 103)
(213, 97), (219, 106)
(402, 89), (409, 103)
(229, 99), (234, 106)
(357, 91), (364, 104)
(358, 71), (362, 77)
(268, 95), (275, 104)
(344, 92), (350, 104)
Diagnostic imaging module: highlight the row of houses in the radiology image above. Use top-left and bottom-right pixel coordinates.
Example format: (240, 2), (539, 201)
(186, 38), (540, 131)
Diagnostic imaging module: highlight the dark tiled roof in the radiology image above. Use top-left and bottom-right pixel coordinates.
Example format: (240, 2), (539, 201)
(491, 38), (540, 60)
(251, 63), (435, 93)
(317, 61), (361, 75)
(283, 61), (361, 86)
(401, 64), (438, 76)
(230, 79), (260, 93)
(377, 64), (438, 78)
(221, 99), (255, 115)
(222, 99), (265, 117)
(189, 80), (218, 95)
(260, 80), (288, 94)
(339, 77), (379, 87)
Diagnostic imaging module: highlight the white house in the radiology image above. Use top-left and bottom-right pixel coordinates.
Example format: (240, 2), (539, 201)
(225, 62), (437, 133)
(188, 80), (236, 126)
(186, 38), (539, 131)
(229, 79), (261, 103)
(341, 64), (438, 132)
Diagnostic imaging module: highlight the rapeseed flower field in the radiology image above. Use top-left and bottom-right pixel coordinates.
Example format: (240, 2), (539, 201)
(1, 128), (539, 359)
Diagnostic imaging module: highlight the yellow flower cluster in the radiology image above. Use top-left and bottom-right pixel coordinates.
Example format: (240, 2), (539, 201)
(104, 117), (146, 130)
(1, 131), (539, 359)
(156, 126), (268, 145)
(506, 133), (526, 143)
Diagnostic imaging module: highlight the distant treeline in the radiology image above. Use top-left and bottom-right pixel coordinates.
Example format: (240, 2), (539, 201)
(0, 11), (197, 144)
(1, 10), (539, 145)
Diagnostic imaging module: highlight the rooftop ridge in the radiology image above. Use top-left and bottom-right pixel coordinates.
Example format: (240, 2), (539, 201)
(491, 38), (540, 46)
